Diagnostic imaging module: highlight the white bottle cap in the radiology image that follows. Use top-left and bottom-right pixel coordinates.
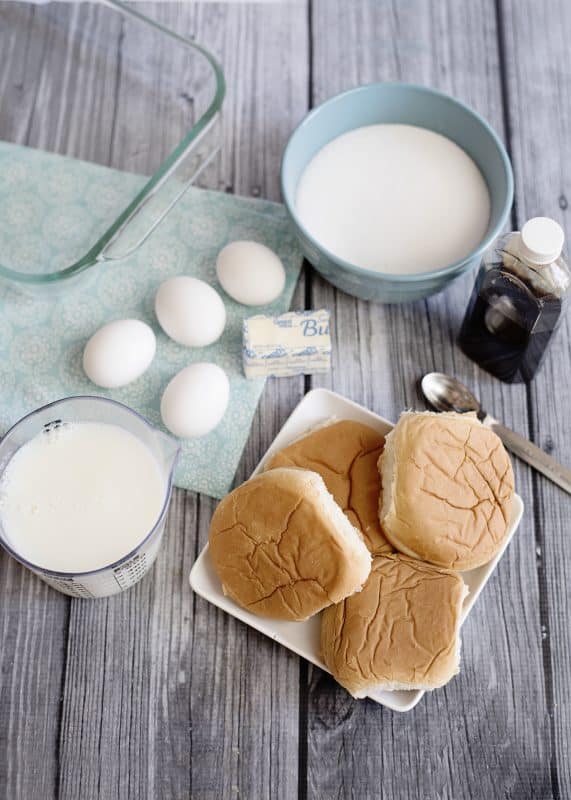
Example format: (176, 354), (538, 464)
(520, 217), (565, 265)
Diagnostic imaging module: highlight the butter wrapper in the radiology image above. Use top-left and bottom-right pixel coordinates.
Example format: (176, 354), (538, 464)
(243, 309), (332, 378)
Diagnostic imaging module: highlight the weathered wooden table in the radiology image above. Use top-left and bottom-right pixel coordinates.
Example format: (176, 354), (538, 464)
(1, 2), (570, 798)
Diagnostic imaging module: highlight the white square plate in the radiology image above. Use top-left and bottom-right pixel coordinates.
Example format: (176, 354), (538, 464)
(190, 388), (524, 712)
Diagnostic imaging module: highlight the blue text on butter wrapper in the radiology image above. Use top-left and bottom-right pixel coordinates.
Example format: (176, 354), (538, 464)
(300, 318), (329, 337)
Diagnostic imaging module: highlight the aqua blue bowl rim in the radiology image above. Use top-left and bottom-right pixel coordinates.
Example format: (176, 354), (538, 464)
(280, 81), (514, 284)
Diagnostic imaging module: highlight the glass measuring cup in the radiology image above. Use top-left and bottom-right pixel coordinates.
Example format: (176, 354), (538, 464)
(0, 397), (180, 598)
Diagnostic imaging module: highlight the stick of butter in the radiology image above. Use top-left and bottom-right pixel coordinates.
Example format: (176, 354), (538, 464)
(243, 309), (331, 378)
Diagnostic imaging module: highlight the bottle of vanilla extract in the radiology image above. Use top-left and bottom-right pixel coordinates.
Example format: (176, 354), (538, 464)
(458, 217), (570, 383)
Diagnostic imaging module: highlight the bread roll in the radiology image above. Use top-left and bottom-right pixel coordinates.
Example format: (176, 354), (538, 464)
(378, 411), (514, 571)
(321, 554), (468, 697)
(265, 420), (392, 554)
(208, 467), (372, 621)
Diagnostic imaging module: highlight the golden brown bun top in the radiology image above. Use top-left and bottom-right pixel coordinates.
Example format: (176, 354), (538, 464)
(379, 411), (515, 571)
(208, 467), (371, 621)
(320, 554), (467, 697)
(265, 420), (392, 554)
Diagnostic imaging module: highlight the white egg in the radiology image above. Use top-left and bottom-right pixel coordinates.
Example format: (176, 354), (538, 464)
(155, 276), (226, 347)
(216, 240), (286, 306)
(83, 319), (156, 389)
(160, 363), (230, 438)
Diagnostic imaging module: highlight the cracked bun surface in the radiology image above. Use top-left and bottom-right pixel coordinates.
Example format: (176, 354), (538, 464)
(378, 411), (514, 571)
(208, 467), (372, 621)
(264, 420), (392, 554)
(321, 554), (468, 697)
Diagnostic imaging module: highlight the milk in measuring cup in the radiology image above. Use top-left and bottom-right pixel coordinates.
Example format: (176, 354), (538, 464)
(0, 422), (166, 573)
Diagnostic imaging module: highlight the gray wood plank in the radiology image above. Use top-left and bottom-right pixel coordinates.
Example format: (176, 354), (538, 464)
(0, 10), (79, 781)
(0, 557), (68, 800)
(1, 1), (308, 798)
(0, 2), (208, 175)
(500, 1), (571, 796)
(308, 1), (553, 798)
(163, 8), (309, 795)
(3, 1), (570, 799)
(9, 3), (310, 800)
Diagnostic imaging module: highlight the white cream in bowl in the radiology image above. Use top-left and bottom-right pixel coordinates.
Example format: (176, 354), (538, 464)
(295, 124), (491, 274)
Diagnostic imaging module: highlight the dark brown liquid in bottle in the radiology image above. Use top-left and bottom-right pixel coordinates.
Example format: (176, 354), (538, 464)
(459, 261), (563, 383)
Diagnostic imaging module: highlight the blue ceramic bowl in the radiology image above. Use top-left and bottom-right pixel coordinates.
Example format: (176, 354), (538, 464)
(280, 83), (513, 303)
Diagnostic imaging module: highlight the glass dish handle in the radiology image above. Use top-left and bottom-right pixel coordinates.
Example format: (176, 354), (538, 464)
(99, 113), (222, 262)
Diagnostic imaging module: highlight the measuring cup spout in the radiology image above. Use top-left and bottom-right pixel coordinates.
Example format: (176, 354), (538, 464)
(154, 429), (181, 474)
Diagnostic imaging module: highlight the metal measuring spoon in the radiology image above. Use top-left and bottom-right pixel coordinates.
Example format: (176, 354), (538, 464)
(421, 372), (571, 495)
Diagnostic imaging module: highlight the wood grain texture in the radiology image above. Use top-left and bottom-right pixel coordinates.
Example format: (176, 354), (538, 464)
(500, 1), (571, 796)
(0, 2), (308, 799)
(308, 1), (554, 798)
(0, 558), (68, 799)
(56, 3), (307, 800)
(1, 0), (570, 798)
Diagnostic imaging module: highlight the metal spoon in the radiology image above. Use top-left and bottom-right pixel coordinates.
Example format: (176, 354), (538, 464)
(421, 372), (571, 495)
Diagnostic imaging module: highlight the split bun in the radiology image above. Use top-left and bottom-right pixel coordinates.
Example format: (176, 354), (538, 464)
(209, 467), (372, 621)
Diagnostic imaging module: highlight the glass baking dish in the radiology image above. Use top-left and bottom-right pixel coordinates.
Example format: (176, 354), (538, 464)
(0, 0), (225, 293)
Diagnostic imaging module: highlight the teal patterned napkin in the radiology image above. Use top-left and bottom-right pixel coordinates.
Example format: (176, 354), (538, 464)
(0, 142), (303, 498)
